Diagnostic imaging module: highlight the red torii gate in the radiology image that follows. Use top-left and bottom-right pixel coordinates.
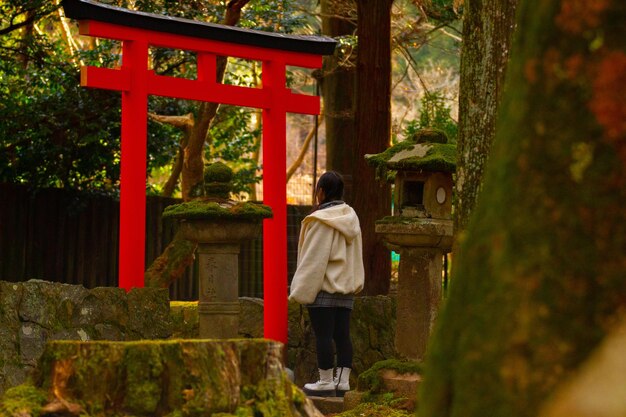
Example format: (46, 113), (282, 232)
(62, 0), (336, 344)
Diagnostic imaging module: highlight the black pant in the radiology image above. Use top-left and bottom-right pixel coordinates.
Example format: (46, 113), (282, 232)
(307, 307), (353, 370)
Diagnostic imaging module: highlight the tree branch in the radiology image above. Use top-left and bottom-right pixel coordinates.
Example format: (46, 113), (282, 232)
(148, 112), (194, 129)
(287, 111), (324, 182)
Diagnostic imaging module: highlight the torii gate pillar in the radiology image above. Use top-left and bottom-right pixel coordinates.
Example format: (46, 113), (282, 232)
(63, 0), (336, 344)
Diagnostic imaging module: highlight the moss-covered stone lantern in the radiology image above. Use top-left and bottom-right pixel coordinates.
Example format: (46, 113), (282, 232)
(163, 162), (272, 339)
(365, 128), (455, 360)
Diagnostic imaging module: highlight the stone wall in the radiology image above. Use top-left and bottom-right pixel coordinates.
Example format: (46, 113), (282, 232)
(1, 280), (398, 395)
(170, 296), (399, 387)
(287, 296), (398, 387)
(0, 280), (171, 395)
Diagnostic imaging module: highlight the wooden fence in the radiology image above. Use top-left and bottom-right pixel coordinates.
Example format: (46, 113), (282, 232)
(0, 183), (309, 300)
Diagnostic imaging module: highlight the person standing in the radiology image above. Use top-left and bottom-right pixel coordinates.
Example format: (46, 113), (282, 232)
(289, 171), (365, 397)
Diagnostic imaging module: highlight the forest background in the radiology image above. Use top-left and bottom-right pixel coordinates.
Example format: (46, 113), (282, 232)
(0, 0), (463, 296)
(0, 0), (460, 200)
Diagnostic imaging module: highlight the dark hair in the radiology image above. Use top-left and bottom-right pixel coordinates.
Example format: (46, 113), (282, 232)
(316, 171), (344, 204)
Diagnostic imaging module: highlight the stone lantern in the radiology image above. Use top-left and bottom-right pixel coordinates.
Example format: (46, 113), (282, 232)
(163, 162), (272, 339)
(365, 129), (455, 360)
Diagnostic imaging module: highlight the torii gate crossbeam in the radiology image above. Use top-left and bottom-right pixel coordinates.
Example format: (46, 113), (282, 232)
(62, 0), (336, 344)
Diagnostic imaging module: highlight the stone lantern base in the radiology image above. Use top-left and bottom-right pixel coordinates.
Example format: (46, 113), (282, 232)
(179, 220), (262, 339)
(376, 218), (452, 360)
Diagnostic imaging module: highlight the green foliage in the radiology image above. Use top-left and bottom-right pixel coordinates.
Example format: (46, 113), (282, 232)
(0, 5), (179, 194)
(405, 92), (458, 143)
(419, 0), (461, 22)
(0, 0), (309, 196)
(0, 1), (60, 39)
(0, 383), (47, 417)
(240, 0), (307, 33)
(0, 46), (123, 193)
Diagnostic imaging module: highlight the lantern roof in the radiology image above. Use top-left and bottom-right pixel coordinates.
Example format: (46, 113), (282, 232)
(365, 129), (456, 179)
(62, 0), (337, 55)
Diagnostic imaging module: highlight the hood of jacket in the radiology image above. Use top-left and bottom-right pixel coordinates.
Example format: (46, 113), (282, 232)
(304, 203), (361, 243)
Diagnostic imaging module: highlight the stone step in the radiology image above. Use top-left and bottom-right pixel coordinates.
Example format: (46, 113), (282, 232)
(308, 395), (345, 415)
(306, 371), (421, 415)
(380, 370), (422, 398)
(343, 372), (422, 413)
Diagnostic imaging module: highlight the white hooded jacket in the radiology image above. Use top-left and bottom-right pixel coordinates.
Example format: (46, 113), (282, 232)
(289, 203), (365, 305)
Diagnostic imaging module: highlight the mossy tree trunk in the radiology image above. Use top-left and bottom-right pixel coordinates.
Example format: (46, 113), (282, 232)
(24, 339), (315, 417)
(454, 0), (518, 236)
(419, 1), (626, 416)
(321, 0), (357, 201)
(353, 0), (394, 295)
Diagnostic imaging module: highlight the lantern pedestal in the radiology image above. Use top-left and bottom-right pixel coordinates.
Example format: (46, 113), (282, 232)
(179, 220), (262, 339)
(377, 219), (452, 360)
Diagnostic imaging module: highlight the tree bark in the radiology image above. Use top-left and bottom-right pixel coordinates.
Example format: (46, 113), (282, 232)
(353, 0), (394, 295)
(178, 0), (250, 201)
(146, 0), (250, 283)
(321, 0), (357, 201)
(144, 230), (197, 288)
(454, 0), (518, 238)
(287, 111), (324, 182)
(419, 1), (626, 416)
(181, 60), (228, 201)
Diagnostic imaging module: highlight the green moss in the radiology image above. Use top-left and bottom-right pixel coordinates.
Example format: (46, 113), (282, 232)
(360, 391), (411, 408)
(204, 161), (234, 184)
(333, 402), (413, 417)
(123, 344), (164, 414)
(365, 141), (417, 170)
(365, 129), (456, 180)
(32, 340), (304, 417)
(376, 215), (425, 225)
(169, 302), (199, 339)
(170, 301), (198, 309)
(203, 162), (235, 198)
(205, 183), (231, 199)
(0, 384), (48, 417)
(357, 359), (422, 393)
(387, 143), (456, 172)
(162, 200), (273, 221)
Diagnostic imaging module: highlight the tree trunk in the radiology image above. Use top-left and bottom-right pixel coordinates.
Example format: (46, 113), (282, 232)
(28, 339), (318, 417)
(146, 0), (250, 283)
(454, 0), (518, 237)
(181, 63), (227, 201)
(419, 1), (626, 416)
(353, 0), (394, 295)
(144, 230), (197, 288)
(321, 0), (357, 201)
(179, 0), (250, 201)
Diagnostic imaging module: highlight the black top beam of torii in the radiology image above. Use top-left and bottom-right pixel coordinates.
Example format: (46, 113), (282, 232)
(62, 0), (337, 56)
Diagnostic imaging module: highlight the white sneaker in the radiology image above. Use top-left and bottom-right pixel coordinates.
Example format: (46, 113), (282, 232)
(335, 367), (351, 397)
(303, 368), (336, 397)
